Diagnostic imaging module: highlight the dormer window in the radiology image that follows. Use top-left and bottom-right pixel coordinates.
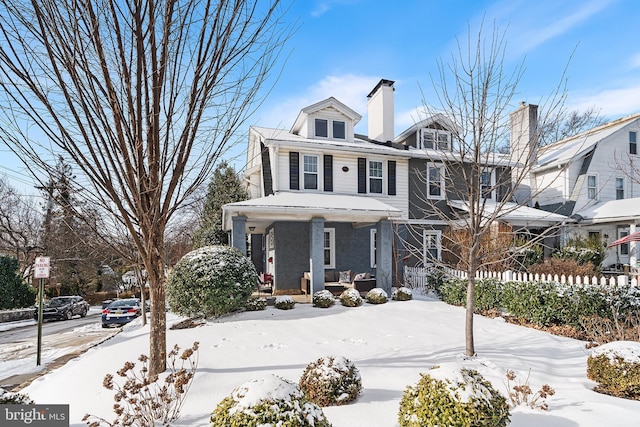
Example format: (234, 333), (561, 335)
(315, 119), (328, 137)
(420, 128), (451, 150)
(333, 121), (345, 139)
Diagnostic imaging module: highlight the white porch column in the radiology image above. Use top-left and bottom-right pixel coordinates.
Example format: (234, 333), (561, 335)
(630, 223), (637, 273)
(376, 219), (393, 294)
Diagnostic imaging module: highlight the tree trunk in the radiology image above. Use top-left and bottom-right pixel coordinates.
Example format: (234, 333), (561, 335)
(147, 255), (167, 376)
(465, 275), (476, 356)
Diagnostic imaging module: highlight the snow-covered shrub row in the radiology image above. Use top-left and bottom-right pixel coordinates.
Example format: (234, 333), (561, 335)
(435, 277), (640, 329)
(274, 295), (295, 310)
(0, 387), (33, 404)
(245, 297), (267, 311)
(313, 290), (335, 308)
(398, 364), (510, 427)
(340, 288), (363, 307)
(166, 245), (257, 318)
(392, 287), (413, 301)
(299, 356), (362, 407)
(365, 288), (388, 304)
(587, 341), (640, 399)
(210, 375), (331, 427)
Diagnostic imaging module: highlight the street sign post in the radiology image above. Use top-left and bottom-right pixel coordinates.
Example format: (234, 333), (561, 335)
(34, 257), (50, 366)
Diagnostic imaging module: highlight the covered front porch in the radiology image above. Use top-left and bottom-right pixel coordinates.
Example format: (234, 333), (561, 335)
(222, 192), (402, 295)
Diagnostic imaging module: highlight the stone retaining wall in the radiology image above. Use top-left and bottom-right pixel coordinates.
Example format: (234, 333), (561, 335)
(0, 309), (35, 323)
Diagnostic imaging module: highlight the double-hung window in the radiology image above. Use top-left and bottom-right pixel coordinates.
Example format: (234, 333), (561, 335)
(616, 177), (624, 200)
(421, 129), (435, 149)
(481, 170), (493, 199)
(630, 131), (637, 155)
(423, 230), (441, 264)
(303, 155), (318, 190)
(323, 228), (335, 268)
(587, 175), (597, 200)
(437, 132), (450, 150)
(427, 164), (444, 199)
(333, 121), (346, 139)
(369, 161), (383, 193)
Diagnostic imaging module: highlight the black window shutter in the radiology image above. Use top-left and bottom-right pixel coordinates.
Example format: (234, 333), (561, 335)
(388, 160), (396, 195)
(323, 155), (333, 192)
(289, 152), (299, 190)
(357, 157), (366, 193)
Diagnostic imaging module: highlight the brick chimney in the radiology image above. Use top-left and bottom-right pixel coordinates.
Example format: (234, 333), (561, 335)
(367, 79), (395, 142)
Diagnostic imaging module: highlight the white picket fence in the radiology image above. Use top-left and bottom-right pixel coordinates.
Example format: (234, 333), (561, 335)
(403, 265), (639, 290)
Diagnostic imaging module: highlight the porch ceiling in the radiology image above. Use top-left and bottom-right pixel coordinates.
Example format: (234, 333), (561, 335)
(223, 192), (402, 233)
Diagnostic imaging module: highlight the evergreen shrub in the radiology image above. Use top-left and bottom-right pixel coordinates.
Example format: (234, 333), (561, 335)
(339, 288), (363, 307)
(274, 295), (295, 310)
(299, 356), (362, 406)
(210, 375), (331, 427)
(0, 256), (36, 310)
(245, 297), (267, 311)
(166, 245), (257, 318)
(365, 288), (388, 304)
(587, 341), (640, 399)
(398, 365), (510, 427)
(392, 287), (413, 301)
(313, 290), (335, 308)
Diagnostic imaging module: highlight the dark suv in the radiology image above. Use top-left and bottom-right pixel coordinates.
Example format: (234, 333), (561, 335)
(35, 296), (90, 321)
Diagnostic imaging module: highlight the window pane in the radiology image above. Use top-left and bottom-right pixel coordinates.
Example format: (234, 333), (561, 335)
(422, 130), (434, 149)
(369, 161), (383, 177)
(429, 167), (441, 196)
(304, 173), (318, 189)
(616, 178), (624, 200)
(631, 143), (637, 155)
(333, 121), (345, 139)
(437, 133), (449, 150)
(315, 119), (328, 137)
(370, 178), (382, 193)
(303, 155), (318, 172)
(630, 131), (637, 143)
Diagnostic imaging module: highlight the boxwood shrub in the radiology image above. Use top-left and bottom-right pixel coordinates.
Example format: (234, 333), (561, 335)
(210, 375), (331, 427)
(166, 245), (257, 318)
(299, 356), (362, 406)
(274, 295), (295, 310)
(392, 287), (413, 301)
(398, 365), (510, 427)
(339, 288), (363, 307)
(365, 288), (388, 304)
(313, 290), (335, 308)
(587, 341), (640, 398)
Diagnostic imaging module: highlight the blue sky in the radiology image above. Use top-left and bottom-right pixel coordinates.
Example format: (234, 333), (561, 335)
(2, 0), (640, 194)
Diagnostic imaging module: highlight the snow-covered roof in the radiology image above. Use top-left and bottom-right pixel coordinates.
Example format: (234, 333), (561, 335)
(534, 113), (640, 172)
(394, 113), (458, 142)
(222, 191), (402, 233)
(448, 199), (570, 227)
(290, 97), (362, 134)
(251, 126), (414, 158)
(573, 197), (640, 225)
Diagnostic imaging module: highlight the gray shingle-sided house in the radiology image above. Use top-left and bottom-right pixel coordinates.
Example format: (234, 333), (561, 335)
(223, 80), (410, 295)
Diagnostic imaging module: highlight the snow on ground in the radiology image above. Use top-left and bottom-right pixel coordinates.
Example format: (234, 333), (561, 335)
(12, 295), (640, 427)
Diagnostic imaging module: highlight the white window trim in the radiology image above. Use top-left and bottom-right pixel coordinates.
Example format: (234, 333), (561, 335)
(314, 117), (347, 140)
(423, 230), (441, 265)
(427, 163), (445, 200)
(616, 177), (624, 200)
(324, 228), (335, 269)
(481, 169), (495, 200)
(302, 153), (320, 191)
(587, 174), (598, 200)
(368, 159), (384, 194)
(370, 229), (377, 268)
(333, 120), (346, 140)
(314, 118), (328, 138)
(419, 128), (451, 150)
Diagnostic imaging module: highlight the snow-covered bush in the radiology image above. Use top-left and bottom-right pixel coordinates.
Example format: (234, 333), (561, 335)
(365, 288), (388, 304)
(245, 297), (267, 311)
(313, 290), (335, 308)
(210, 375), (331, 427)
(166, 245), (257, 318)
(587, 341), (640, 398)
(299, 356), (362, 406)
(398, 365), (510, 427)
(0, 387), (33, 404)
(340, 288), (363, 307)
(274, 295), (295, 310)
(392, 287), (413, 301)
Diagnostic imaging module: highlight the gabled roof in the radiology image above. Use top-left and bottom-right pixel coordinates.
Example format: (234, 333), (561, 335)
(534, 113), (640, 172)
(394, 113), (457, 142)
(290, 97), (362, 134)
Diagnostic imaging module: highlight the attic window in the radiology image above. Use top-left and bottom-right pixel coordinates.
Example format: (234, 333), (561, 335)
(333, 121), (345, 139)
(630, 131), (637, 155)
(315, 119), (328, 137)
(420, 128), (451, 150)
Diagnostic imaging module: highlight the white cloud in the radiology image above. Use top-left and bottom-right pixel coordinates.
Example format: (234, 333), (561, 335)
(630, 53), (640, 70)
(568, 84), (640, 118)
(254, 74), (380, 131)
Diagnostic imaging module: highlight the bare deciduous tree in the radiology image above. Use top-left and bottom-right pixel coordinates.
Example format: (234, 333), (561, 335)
(406, 24), (568, 356)
(0, 0), (291, 374)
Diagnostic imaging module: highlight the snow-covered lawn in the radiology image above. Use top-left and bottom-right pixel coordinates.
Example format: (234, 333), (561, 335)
(16, 294), (640, 426)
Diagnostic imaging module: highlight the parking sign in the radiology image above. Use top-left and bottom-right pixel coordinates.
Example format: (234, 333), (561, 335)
(34, 257), (50, 279)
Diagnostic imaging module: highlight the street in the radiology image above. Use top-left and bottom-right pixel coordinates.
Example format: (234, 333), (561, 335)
(0, 308), (120, 391)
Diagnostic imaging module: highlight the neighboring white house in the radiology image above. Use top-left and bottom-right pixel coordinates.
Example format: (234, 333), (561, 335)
(517, 105), (640, 269)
